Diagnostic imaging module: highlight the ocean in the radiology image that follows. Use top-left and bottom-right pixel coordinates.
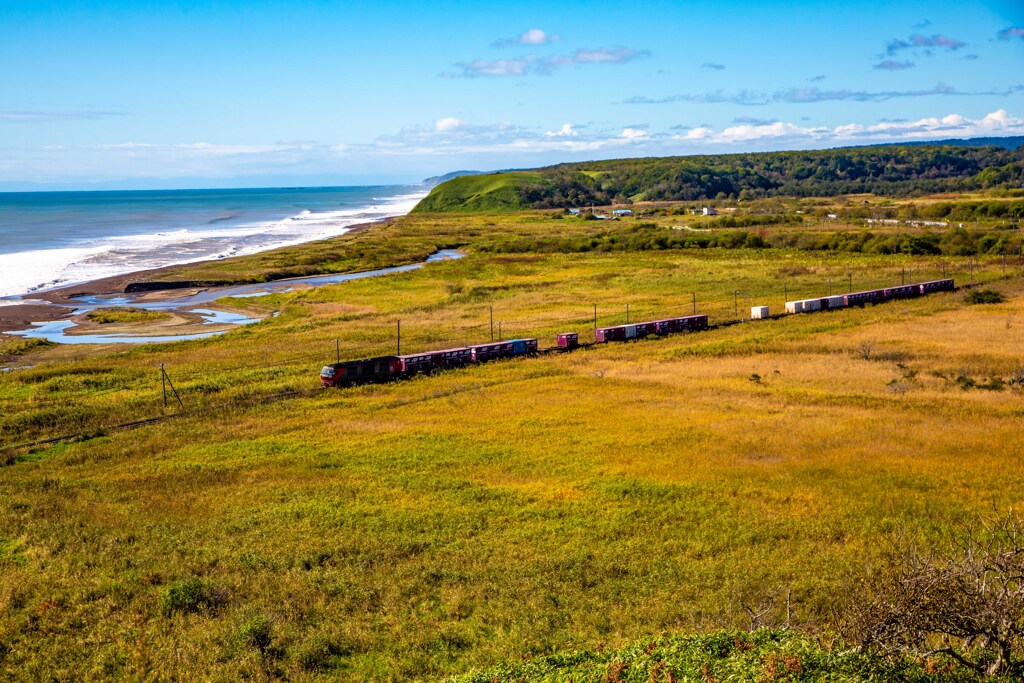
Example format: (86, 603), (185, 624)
(0, 185), (427, 299)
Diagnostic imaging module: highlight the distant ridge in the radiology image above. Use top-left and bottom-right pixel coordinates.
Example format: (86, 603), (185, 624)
(420, 170), (488, 188)
(869, 136), (1024, 150)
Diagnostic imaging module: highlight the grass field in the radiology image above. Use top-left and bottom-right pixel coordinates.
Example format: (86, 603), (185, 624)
(1, 208), (1023, 680)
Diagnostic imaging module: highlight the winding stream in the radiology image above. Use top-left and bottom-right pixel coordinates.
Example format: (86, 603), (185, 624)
(9, 249), (465, 344)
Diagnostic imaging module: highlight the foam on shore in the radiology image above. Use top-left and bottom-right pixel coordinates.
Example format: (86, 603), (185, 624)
(0, 190), (427, 299)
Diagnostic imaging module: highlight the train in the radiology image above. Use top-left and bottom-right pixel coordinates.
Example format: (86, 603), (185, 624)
(320, 338), (538, 387)
(784, 278), (954, 314)
(321, 279), (954, 388)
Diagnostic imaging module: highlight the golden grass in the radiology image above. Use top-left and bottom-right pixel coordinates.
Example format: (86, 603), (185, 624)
(1, 211), (1023, 680)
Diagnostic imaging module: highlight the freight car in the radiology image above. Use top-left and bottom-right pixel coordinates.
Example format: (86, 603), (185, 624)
(399, 347), (473, 375)
(597, 314), (707, 342)
(469, 338), (538, 361)
(321, 338), (539, 386)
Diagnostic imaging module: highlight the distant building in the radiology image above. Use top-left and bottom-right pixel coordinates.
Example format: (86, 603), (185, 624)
(827, 213), (838, 220)
(567, 208), (581, 215)
(612, 209), (633, 217)
(702, 207), (717, 216)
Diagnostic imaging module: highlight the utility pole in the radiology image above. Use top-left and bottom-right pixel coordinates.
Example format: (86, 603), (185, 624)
(490, 305), (494, 342)
(160, 364), (183, 410)
(335, 339), (340, 364)
(733, 290), (739, 319)
(498, 321), (503, 342)
(626, 304), (630, 324)
(848, 273), (853, 292)
(692, 292), (696, 315)
(901, 267), (905, 286)
(396, 320), (401, 356)
(160, 364), (167, 407)
(593, 303), (597, 332)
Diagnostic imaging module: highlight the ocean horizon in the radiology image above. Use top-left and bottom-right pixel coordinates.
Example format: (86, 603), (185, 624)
(0, 185), (427, 300)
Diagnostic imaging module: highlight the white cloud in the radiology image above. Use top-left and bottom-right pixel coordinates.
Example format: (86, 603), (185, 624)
(670, 109), (1024, 146)
(545, 123), (578, 137)
(519, 29), (557, 45)
(7, 110), (1022, 186)
(493, 28), (560, 47)
(446, 46), (647, 77)
(434, 117), (464, 132)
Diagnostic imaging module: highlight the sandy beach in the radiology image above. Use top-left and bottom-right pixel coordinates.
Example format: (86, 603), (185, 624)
(0, 218), (387, 335)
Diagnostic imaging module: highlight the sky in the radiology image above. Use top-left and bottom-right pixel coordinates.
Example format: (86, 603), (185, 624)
(1, 0), (1023, 190)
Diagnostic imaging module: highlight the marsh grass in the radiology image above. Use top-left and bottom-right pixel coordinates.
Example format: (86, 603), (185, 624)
(85, 308), (171, 325)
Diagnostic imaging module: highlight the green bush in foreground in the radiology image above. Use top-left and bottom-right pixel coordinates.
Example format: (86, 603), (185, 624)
(964, 289), (1006, 304)
(447, 630), (980, 682)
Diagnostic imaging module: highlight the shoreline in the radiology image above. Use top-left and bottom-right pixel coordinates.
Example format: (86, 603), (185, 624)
(0, 217), (390, 334)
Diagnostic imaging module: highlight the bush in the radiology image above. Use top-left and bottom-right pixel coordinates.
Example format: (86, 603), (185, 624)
(295, 635), (349, 672)
(964, 289), (1006, 304)
(849, 513), (1024, 677)
(238, 614), (273, 652)
(160, 578), (228, 615)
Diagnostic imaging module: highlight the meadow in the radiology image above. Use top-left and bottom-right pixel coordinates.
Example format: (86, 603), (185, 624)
(1, 207), (1023, 680)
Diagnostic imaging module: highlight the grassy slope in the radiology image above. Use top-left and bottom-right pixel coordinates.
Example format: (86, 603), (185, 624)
(1, 211), (1023, 680)
(413, 172), (551, 213)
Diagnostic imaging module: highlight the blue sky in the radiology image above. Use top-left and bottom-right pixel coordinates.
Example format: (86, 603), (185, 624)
(1, 0), (1023, 189)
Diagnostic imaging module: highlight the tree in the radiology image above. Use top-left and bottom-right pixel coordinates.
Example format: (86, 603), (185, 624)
(848, 513), (1024, 677)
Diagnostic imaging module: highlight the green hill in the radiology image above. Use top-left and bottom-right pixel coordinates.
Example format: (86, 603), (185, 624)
(415, 144), (1024, 212)
(412, 171), (554, 213)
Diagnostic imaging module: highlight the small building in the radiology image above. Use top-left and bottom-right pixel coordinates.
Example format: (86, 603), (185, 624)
(567, 208), (581, 216)
(702, 207), (718, 216)
(612, 209), (633, 217)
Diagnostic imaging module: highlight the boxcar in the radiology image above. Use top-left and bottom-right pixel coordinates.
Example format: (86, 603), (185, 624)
(321, 356), (401, 387)
(632, 322), (657, 337)
(399, 347), (472, 374)
(557, 332), (579, 349)
(882, 284), (921, 300)
(678, 314), (709, 331)
(595, 325), (626, 342)
(785, 301), (803, 314)
(825, 295), (846, 309)
(653, 318), (678, 335)
(919, 278), (954, 294)
(469, 338), (537, 362)
(844, 289), (885, 306)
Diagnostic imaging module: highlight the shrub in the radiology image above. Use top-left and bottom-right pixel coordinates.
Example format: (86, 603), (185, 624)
(964, 289), (1006, 304)
(238, 614), (273, 652)
(295, 635), (348, 672)
(160, 578), (228, 616)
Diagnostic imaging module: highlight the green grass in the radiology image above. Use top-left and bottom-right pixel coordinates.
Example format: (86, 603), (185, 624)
(0, 336), (53, 356)
(1, 208), (1023, 680)
(413, 172), (552, 213)
(447, 629), (980, 682)
(85, 307), (171, 324)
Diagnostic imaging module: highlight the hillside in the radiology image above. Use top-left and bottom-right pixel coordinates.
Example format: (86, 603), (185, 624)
(412, 171), (553, 212)
(413, 144), (1024, 213)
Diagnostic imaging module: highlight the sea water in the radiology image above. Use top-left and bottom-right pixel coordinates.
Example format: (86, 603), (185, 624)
(0, 185), (427, 299)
